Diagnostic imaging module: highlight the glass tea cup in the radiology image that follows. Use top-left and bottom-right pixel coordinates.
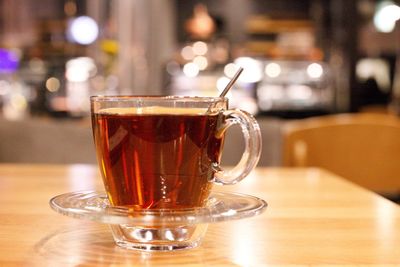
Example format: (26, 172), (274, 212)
(90, 96), (261, 250)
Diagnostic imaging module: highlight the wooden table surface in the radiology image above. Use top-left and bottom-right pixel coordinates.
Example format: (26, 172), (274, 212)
(0, 164), (399, 266)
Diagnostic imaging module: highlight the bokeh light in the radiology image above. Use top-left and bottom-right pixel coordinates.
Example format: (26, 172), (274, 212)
(193, 56), (208, 70)
(192, 41), (208, 55)
(46, 77), (61, 92)
(67, 16), (99, 45)
(183, 62), (199, 77)
(265, 62), (281, 78)
(374, 1), (400, 32)
(307, 63), (323, 79)
(234, 57), (263, 83)
(224, 63), (239, 78)
(181, 46), (195, 60)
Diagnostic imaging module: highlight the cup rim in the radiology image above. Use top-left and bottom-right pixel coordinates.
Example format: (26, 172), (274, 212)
(90, 95), (227, 103)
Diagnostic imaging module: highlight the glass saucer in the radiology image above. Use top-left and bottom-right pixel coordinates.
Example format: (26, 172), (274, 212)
(49, 191), (267, 251)
(49, 190), (267, 226)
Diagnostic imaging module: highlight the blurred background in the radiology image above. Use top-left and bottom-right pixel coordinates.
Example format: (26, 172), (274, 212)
(0, 0), (399, 165)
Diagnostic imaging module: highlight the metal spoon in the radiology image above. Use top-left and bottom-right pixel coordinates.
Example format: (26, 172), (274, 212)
(219, 67), (243, 97)
(207, 67), (243, 113)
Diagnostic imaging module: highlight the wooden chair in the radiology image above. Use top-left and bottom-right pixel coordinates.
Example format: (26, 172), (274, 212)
(282, 113), (400, 198)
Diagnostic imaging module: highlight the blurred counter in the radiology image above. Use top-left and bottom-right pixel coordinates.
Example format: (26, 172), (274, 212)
(0, 118), (96, 164)
(166, 56), (335, 118)
(0, 116), (284, 166)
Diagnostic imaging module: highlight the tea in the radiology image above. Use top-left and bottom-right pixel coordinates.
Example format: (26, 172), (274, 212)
(92, 107), (224, 209)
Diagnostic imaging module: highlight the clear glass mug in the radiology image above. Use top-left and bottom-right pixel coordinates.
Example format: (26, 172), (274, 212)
(91, 96), (262, 250)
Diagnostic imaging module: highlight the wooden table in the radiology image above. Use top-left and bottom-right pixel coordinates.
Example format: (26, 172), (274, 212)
(0, 164), (399, 266)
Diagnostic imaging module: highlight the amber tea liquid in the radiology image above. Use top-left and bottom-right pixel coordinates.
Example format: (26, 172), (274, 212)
(92, 107), (224, 209)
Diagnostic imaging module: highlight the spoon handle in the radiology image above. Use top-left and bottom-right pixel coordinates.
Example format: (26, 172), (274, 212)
(219, 67), (244, 97)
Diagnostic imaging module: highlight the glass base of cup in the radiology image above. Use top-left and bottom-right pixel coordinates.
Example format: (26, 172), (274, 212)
(109, 224), (208, 251)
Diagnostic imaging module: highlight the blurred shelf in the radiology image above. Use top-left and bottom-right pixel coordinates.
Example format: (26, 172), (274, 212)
(246, 16), (314, 34)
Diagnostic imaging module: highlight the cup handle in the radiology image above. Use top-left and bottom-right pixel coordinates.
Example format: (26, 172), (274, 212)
(212, 109), (262, 185)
